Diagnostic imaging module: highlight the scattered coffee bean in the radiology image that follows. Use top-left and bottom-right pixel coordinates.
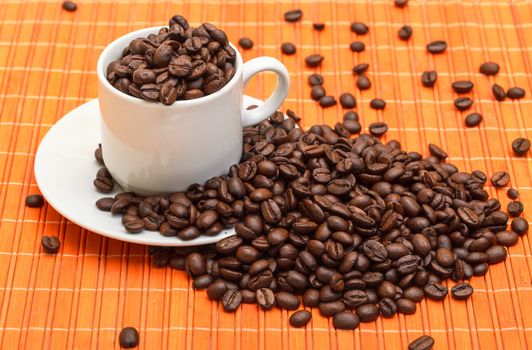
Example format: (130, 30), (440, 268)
(452, 80), (474, 94)
(351, 22), (368, 35)
(369, 122), (388, 136)
(333, 311), (360, 330)
(353, 63), (369, 75)
(311, 86), (326, 101)
(319, 96), (337, 108)
(454, 97), (473, 111)
(512, 137), (530, 156)
(398, 25), (413, 41)
(119, 327), (139, 348)
(339, 93), (356, 108)
(95, 197), (114, 211)
(343, 120), (361, 134)
(238, 37), (253, 49)
(507, 188), (519, 200)
(350, 41), (365, 52)
(492, 84), (506, 101)
(428, 144), (448, 160)
(496, 230), (519, 247)
(511, 217), (529, 236)
(486, 245), (507, 264)
(62, 1), (77, 11)
(370, 98), (386, 110)
(451, 283), (473, 300)
(285, 9), (303, 22)
(507, 201), (524, 217)
(421, 71), (437, 87)
(507, 87), (525, 99)
(465, 112), (482, 127)
(305, 54), (325, 68)
(289, 310), (312, 327)
(408, 335), (435, 350)
(354, 76), (371, 91)
(41, 235), (60, 254)
(313, 23), (325, 31)
(490, 171), (510, 187)
(281, 42), (296, 55)
(426, 40), (447, 54)
(308, 73), (324, 86)
(343, 110), (359, 121)
(394, 0), (409, 8)
(479, 62), (499, 76)
(26, 194), (44, 208)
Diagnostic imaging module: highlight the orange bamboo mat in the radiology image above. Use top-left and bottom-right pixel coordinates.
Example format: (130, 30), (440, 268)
(0, 0), (531, 349)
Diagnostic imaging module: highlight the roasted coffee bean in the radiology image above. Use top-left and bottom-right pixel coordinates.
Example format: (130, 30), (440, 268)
(398, 25), (413, 41)
(308, 73), (324, 86)
(356, 304), (379, 322)
(428, 144), (448, 160)
(343, 120), (361, 134)
(41, 236), (60, 254)
(289, 310), (312, 327)
(479, 62), (499, 76)
(408, 335), (434, 350)
(421, 71), (437, 87)
(369, 122), (388, 136)
(333, 311), (360, 330)
(512, 137), (530, 156)
(94, 176), (114, 193)
(490, 171), (510, 187)
(207, 279), (228, 300)
(351, 22), (368, 35)
(403, 286), (424, 302)
(284, 9), (303, 22)
(424, 282), (448, 300)
(311, 86), (326, 101)
(26, 194), (44, 208)
(319, 301), (346, 317)
(281, 42), (297, 55)
(256, 288), (275, 310)
(119, 327), (139, 348)
(486, 245), (507, 264)
(319, 96), (337, 108)
(394, 0), (409, 7)
(507, 87), (526, 99)
(396, 298), (416, 314)
(96, 197), (114, 211)
(350, 41), (365, 52)
(451, 282), (473, 300)
(238, 37), (253, 49)
(454, 97), (473, 111)
(222, 289), (242, 311)
(339, 93), (356, 109)
(492, 84), (506, 101)
(313, 23), (325, 31)
(305, 54), (325, 68)
(370, 98), (386, 110)
(465, 112), (482, 127)
(507, 188), (519, 200)
(62, 0), (77, 11)
(507, 201), (524, 217)
(452, 80), (474, 94)
(379, 298), (397, 318)
(426, 40), (447, 54)
(186, 253), (206, 276)
(353, 63), (369, 75)
(356, 75), (371, 90)
(275, 292), (300, 310)
(512, 217), (529, 236)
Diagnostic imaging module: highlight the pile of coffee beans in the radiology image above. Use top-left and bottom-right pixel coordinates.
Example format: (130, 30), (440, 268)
(94, 105), (528, 331)
(106, 15), (236, 104)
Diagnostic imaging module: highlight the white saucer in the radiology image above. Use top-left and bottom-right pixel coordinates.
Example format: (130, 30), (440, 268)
(34, 95), (264, 246)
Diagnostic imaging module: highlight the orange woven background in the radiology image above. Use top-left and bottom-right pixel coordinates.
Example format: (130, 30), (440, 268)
(0, 0), (531, 349)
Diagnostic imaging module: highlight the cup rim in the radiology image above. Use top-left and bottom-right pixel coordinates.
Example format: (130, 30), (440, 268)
(97, 26), (243, 109)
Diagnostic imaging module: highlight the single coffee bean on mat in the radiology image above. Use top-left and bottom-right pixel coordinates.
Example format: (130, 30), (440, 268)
(507, 188), (519, 200)
(454, 97), (473, 111)
(368, 122), (388, 136)
(350, 41), (365, 52)
(319, 95), (337, 108)
(506, 87), (525, 99)
(41, 236), (61, 254)
(356, 75), (371, 90)
(512, 218), (529, 236)
(398, 25), (413, 41)
(492, 84), (506, 101)
(370, 98), (386, 110)
(452, 80), (474, 93)
(238, 37), (253, 49)
(339, 92), (356, 108)
(408, 335), (435, 350)
(308, 73), (324, 86)
(305, 54), (325, 68)
(311, 86), (326, 101)
(421, 71), (437, 87)
(479, 61), (499, 75)
(451, 283), (473, 300)
(490, 170), (510, 187)
(281, 42), (296, 55)
(465, 112), (482, 127)
(26, 194), (44, 208)
(284, 9), (303, 22)
(62, 1), (77, 11)
(395, 0), (409, 8)
(351, 22), (368, 35)
(119, 327), (139, 348)
(512, 137), (530, 156)
(289, 310), (312, 327)
(313, 23), (325, 31)
(426, 40), (447, 54)
(352, 63), (369, 75)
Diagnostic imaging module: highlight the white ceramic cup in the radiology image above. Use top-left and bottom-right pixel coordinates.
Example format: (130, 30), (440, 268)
(97, 26), (290, 196)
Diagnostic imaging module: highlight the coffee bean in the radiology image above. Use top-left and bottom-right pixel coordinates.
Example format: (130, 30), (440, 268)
(492, 84), (506, 101)
(507, 87), (526, 99)
(94, 176), (114, 193)
(479, 62), (499, 76)
(398, 25), (413, 41)
(408, 335), (434, 350)
(428, 144), (448, 160)
(396, 298), (416, 314)
(319, 301), (346, 317)
(451, 282), (473, 300)
(353, 63), (369, 75)
(369, 122), (388, 136)
(289, 310), (312, 327)
(313, 23), (325, 31)
(507, 201), (524, 217)
(370, 98), (386, 110)
(426, 40), (447, 54)
(311, 86), (326, 101)
(41, 236), (60, 254)
(486, 245), (507, 264)
(285, 9), (303, 22)
(95, 197), (114, 211)
(124, 218), (145, 233)
(238, 37), (253, 50)
(421, 71), (437, 87)
(222, 289), (242, 311)
(256, 288), (275, 310)
(275, 292), (300, 310)
(356, 303), (379, 322)
(512, 137), (530, 156)
(395, 0), (409, 7)
(26, 194), (44, 208)
(351, 22), (369, 35)
(339, 93), (356, 108)
(506, 188), (519, 200)
(308, 73), (324, 86)
(511, 218), (528, 236)
(319, 96), (337, 108)
(305, 54), (325, 68)
(465, 112), (482, 127)
(350, 41), (365, 52)
(496, 230), (518, 247)
(423, 282), (448, 300)
(454, 97), (473, 111)
(281, 42), (296, 55)
(452, 80), (474, 94)
(207, 280), (228, 300)
(356, 75), (371, 90)
(333, 311), (360, 329)
(490, 171), (510, 187)
(186, 253), (206, 276)
(62, 1), (77, 11)
(119, 327), (139, 348)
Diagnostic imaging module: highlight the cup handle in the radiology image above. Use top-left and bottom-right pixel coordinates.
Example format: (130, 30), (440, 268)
(241, 57), (290, 127)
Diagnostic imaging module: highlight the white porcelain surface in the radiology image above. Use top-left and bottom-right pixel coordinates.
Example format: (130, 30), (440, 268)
(34, 96), (266, 247)
(97, 26), (290, 196)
